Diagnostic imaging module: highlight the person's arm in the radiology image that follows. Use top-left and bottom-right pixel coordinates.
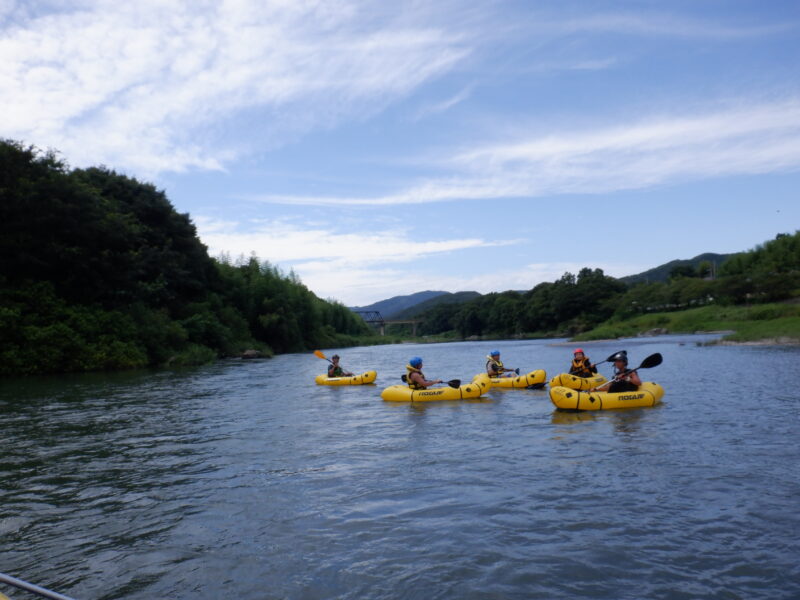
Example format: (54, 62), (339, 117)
(411, 372), (442, 388)
(328, 364), (335, 377)
(628, 371), (642, 386)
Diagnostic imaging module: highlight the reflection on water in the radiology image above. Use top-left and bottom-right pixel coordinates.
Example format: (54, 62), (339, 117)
(2, 336), (799, 600)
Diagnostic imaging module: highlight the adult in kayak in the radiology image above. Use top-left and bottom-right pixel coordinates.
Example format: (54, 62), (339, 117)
(591, 352), (641, 393)
(406, 357), (443, 389)
(328, 354), (353, 378)
(486, 350), (515, 378)
(568, 348), (597, 378)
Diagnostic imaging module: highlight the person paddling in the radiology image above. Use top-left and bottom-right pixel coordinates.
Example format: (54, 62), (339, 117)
(406, 357), (443, 389)
(569, 348), (597, 378)
(591, 352), (641, 393)
(328, 354), (353, 378)
(486, 350), (515, 378)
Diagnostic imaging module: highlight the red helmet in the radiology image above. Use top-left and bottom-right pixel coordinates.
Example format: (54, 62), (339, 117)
(574, 348), (584, 355)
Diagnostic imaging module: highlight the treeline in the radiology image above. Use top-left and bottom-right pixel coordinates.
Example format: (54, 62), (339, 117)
(0, 140), (372, 375)
(411, 232), (800, 338)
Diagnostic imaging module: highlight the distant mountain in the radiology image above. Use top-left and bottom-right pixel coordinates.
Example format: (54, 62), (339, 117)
(351, 291), (449, 319)
(619, 252), (734, 285)
(392, 291), (482, 319)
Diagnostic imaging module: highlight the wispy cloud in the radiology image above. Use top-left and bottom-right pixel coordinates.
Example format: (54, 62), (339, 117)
(413, 85), (473, 120)
(196, 214), (646, 303)
(527, 12), (796, 39)
(196, 216), (514, 267)
(1, 0), (469, 174)
(254, 99), (800, 205)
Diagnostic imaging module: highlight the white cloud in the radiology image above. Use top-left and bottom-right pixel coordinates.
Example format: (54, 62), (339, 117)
(196, 217), (509, 265)
(197, 214), (646, 303)
(413, 85), (473, 120)
(1, 0), (469, 174)
(254, 99), (800, 205)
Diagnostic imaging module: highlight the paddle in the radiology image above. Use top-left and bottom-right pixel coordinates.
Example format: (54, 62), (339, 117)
(491, 367), (519, 377)
(313, 349), (353, 376)
(401, 374), (461, 389)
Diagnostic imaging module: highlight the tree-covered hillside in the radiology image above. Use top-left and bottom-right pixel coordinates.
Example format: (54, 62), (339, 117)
(619, 252), (733, 285)
(351, 290), (449, 319)
(411, 233), (800, 339)
(0, 140), (372, 375)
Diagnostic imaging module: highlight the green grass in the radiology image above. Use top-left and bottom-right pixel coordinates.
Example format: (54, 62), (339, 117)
(573, 303), (800, 343)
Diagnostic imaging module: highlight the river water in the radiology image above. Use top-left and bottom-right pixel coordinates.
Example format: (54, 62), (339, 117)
(1, 336), (799, 599)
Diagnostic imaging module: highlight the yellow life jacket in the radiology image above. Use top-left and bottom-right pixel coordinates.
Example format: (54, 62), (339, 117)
(570, 357), (593, 376)
(406, 364), (426, 389)
(486, 356), (504, 375)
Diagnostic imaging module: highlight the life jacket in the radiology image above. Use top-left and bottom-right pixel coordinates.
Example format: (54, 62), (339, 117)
(406, 364), (426, 389)
(486, 356), (504, 375)
(329, 365), (344, 377)
(570, 357), (594, 377)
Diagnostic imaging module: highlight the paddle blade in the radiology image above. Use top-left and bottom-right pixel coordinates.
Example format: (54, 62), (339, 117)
(313, 349), (327, 360)
(447, 379), (461, 388)
(638, 352), (663, 369)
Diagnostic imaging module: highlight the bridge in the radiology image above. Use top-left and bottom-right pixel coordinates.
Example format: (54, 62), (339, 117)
(353, 310), (423, 336)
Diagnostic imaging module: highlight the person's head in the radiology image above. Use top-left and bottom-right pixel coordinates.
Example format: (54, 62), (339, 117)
(332, 354), (340, 363)
(611, 352), (628, 368)
(409, 356), (423, 368)
(490, 350), (500, 358)
(573, 348), (585, 358)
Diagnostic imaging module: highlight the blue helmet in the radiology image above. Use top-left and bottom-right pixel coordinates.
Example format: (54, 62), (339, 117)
(490, 350), (500, 356)
(409, 356), (423, 368)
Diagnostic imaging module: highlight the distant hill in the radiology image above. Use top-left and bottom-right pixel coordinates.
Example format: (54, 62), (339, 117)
(351, 290), (449, 319)
(619, 252), (734, 285)
(392, 291), (482, 319)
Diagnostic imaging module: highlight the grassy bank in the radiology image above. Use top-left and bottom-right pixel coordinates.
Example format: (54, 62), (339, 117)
(572, 303), (800, 344)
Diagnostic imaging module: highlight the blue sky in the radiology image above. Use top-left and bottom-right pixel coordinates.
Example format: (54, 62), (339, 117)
(4, 0), (799, 305)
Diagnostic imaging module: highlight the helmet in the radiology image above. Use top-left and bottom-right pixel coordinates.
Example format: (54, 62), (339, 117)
(409, 356), (423, 368)
(574, 348), (584, 355)
(332, 354), (340, 360)
(611, 351), (628, 364)
(490, 350), (500, 356)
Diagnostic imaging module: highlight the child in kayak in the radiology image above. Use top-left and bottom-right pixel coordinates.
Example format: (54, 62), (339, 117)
(328, 355), (353, 378)
(569, 348), (597, 378)
(406, 357), (443, 389)
(486, 350), (516, 378)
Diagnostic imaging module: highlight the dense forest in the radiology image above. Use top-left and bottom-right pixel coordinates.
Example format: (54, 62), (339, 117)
(407, 231), (800, 339)
(0, 140), (372, 375)
(3, 140), (798, 375)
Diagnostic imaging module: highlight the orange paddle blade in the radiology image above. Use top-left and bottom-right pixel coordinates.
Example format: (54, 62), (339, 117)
(313, 349), (327, 360)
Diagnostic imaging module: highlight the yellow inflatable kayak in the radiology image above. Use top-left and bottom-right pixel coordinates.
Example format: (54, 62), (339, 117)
(473, 369), (547, 389)
(549, 381), (664, 411)
(315, 370), (377, 386)
(381, 374), (492, 402)
(549, 372), (607, 390)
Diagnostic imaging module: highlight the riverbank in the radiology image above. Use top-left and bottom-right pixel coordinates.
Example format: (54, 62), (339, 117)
(571, 302), (800, 345)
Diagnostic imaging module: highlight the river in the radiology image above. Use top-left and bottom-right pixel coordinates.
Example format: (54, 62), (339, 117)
(1, 335), (799, 599)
